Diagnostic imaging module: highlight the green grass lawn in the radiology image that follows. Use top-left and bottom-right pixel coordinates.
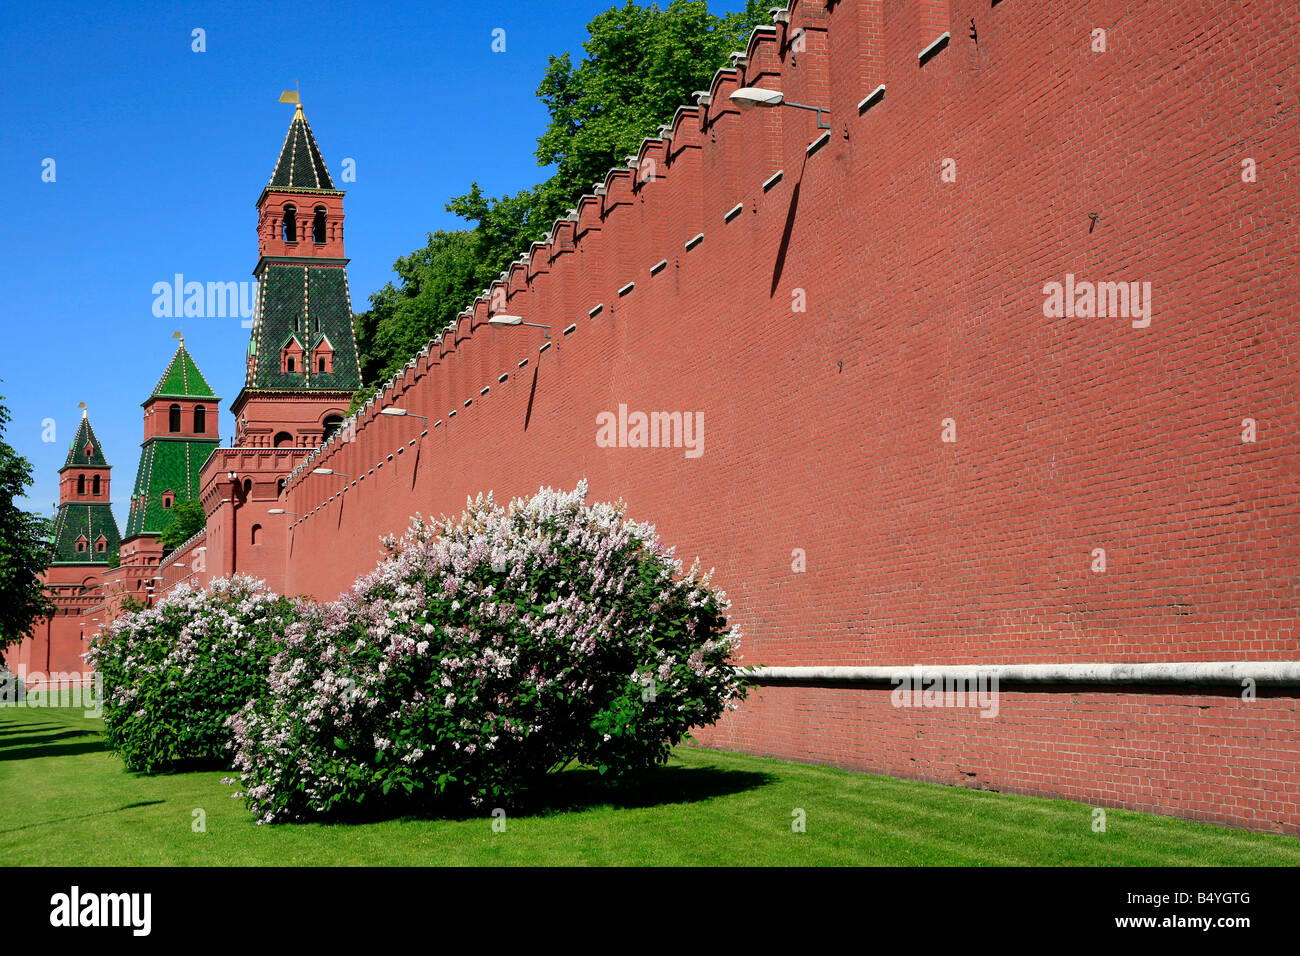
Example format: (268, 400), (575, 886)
(2, 703), (1297, 866)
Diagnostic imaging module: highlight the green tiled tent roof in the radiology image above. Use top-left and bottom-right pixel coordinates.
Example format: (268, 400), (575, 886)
(123, 438), (218, 539)
(50, 502), (121, 565)
(60, 412), (110, 471)
(151, 342), (217, 399)
(269, 106), (335, 190)
(246, 265), (361, 391)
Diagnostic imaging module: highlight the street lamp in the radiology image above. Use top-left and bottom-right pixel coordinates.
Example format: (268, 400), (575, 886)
(729, 86), (830, 130)
(489, 314), (552, 339)
(381, 407), (430, 437)
(267, 509), (299, 516)
(312, 468), (352, 478)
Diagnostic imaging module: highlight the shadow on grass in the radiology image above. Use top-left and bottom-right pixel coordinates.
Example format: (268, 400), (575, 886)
(0, 723), (63, 736)
(526, 765), (775, 815)
(129, 756), (236, 777)
(0, 729), (105, 761)
(289, 763), (777, 828)
(0, 800), (166, 835)
(0, 716), (230, 774)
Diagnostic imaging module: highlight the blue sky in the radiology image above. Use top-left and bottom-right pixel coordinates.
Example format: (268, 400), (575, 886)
(0, 0), (742, 529)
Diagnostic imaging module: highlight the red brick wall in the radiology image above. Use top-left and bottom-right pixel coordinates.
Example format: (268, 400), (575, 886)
(157, 532), (211, 597)
(696, 685), (1300, 834)
(4, 564), (104, 682)
(271, 0), (1298, 831)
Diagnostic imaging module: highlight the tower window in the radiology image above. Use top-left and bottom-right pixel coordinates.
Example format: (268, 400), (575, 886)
(313, 207), (327, 244)
(322, 415), (343, 441)
(76, 537), (87, 552)
(77, 474), (86, 495)
(92, 475), (101, 496)
(194, 405), (206, 433)
(162, 491), (174, 510)
(169, 403), (181, 433)
(282, 341), (304, 375)
(274, 432), (294, 448)
(251, 523), (262, 545)
(314, 340), (334, 374)
(282, 205), (297, 242)
(85, 443), (94, 458)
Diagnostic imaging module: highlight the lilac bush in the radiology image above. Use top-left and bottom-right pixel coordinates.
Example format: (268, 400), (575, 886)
(229, 481), (746, 823)
(87, 575), (300, 773)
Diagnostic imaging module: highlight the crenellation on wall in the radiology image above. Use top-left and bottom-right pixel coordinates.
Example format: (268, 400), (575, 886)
(746, 23), (781, 60)
(634, 138), (668, 190)
(601, 168), (635, 211)
(705, 66), (742, 108)
(548, 217), (577, 258)
(574, 193), (602, 240)
(669, 103), (701, 143)
(527, 242), (551, 280)
(506, 262), (527, 295)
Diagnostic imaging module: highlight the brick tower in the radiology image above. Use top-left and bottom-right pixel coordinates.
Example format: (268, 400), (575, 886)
(114, 339), (221, 600)
(4, 408), (122, 684)
(198, 101), (361, 594)
(234, 100), (361, 447)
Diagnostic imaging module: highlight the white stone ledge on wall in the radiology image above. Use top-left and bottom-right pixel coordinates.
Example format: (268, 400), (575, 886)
(743, 662), (1300, 686)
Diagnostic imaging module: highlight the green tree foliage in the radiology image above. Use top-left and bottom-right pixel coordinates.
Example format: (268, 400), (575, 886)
(350, 0), (766, 400)
(351, 228), (483, 401)
(0, 387), (54, 649)
(530, 0), (767, 225)
(158, 499), (206, 550)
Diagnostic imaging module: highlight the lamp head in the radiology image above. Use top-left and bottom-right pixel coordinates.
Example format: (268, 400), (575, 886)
(730, 87), (784, 109)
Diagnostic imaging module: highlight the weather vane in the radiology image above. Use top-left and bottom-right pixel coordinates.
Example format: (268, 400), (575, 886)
(279, 82), (301, 111)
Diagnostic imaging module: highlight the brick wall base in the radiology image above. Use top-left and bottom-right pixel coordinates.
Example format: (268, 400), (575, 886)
(693, 684), (1300, 834)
